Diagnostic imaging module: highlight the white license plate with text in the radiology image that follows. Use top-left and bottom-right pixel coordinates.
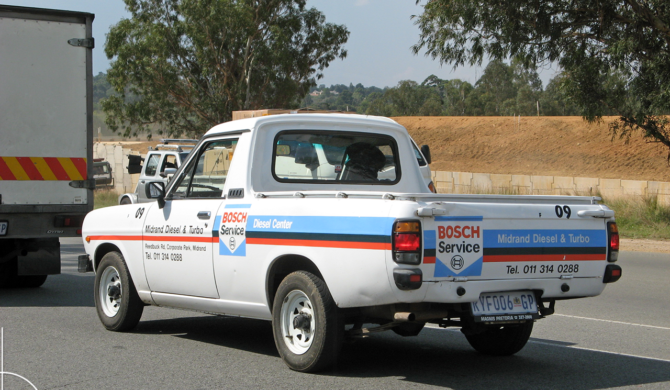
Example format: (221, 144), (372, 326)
(471, 291), (539, 322)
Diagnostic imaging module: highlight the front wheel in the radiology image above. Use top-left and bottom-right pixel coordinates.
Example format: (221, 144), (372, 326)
(119, 197), (132, 205)
(464, 321), (534, 356)
(272, 271), (343, 372)
(94, 251), (144, 331)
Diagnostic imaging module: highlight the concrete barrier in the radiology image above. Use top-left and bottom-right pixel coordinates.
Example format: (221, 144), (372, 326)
(431, 170), (670, 205)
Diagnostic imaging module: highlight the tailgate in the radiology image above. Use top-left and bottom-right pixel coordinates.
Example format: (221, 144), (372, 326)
(421, 203), (609, 282)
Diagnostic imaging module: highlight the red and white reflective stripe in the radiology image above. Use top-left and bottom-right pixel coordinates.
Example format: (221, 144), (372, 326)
(0, 156), (86, 181)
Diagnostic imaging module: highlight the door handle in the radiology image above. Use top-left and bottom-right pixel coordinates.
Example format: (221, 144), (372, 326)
(197, 211), (211, 220)
(140, 180), (145, 184)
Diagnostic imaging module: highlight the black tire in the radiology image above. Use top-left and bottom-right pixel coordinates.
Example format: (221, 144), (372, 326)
(0, 258), (47, 288)
(272, 271), (343, 372)
(0, 258), (18, 288)
(94, 251), (144, 332)
(392, 322), (425, 337)
(464, 321), (534, 356)
(14, 274), (48, 288)
(119, 197), (132, 205)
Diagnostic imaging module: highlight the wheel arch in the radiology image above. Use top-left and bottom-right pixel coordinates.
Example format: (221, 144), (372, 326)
(265, 254), (323, 313)
(93, 243), (122, 271)
(118, 193), (136, 205)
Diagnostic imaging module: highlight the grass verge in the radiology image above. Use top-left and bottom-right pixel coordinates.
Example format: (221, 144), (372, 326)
(94, 190), (119, 209)
(602, 196), (670, 240)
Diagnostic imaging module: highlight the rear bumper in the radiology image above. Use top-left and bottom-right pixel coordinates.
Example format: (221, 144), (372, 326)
(0, 205), (89, 238)
(422, 276), (607, 303)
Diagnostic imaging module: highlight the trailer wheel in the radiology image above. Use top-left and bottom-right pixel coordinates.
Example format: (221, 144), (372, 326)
(0, 258), (46, 288)
(94, 251), (144, 331)
(0, 259), (17, 288)
(272, 271), (343, 372)
(14, 275), (48, 288)
(464, 321), (534, 356)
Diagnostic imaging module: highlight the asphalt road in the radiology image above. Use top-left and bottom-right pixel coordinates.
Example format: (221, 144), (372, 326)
(1, 238), (669, 389)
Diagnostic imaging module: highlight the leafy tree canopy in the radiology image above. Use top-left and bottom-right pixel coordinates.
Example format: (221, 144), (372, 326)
(104, 0), (348, 137)
(413, 0), (670, 160)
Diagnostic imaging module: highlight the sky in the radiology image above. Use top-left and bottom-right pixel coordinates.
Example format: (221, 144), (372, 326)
(3, 0), (558, 88)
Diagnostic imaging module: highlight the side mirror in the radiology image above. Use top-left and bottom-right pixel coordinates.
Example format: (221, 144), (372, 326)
(420, 145), (432, 165)
(160, 167), (177, 178)
(127, 155), (143, 174)
(145, 181), (166, 209)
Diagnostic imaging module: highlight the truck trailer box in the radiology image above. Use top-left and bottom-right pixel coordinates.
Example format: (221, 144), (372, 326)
(0, 5), (94, 287)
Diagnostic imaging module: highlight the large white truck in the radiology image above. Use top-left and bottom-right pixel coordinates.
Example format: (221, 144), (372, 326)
(0, 5), (94, 287)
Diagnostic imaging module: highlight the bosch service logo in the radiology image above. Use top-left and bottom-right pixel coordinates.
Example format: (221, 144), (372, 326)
(451, 255), (464, 270)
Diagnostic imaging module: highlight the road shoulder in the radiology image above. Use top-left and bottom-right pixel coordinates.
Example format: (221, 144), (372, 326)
(621, 238), (670, 254)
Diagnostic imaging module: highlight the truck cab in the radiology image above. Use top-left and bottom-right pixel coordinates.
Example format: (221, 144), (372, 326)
(118, 139), (197, 204)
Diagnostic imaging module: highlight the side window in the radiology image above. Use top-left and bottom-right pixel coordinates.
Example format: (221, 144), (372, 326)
(160, 154), (178, 172)
(144, 154), (161, 176)
(170, 138), (238, 199)
(413, 144), (427, 166)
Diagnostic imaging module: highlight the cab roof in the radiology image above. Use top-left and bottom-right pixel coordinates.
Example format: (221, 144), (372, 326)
(204, 113), (402, 137)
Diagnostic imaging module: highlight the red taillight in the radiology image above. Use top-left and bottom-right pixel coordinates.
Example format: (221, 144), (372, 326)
(392, 220), (422, 265)
(610, 234), (619, 251)
(607, 222), (619, 262)
(395, 233), (420, 251)
(54, 215), (85, 228)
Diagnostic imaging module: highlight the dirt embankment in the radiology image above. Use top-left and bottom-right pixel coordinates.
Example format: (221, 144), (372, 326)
(395, 116), (670, 182)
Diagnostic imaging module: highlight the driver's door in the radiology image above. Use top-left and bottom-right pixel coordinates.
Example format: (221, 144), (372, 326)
(143, 138), (237, 298)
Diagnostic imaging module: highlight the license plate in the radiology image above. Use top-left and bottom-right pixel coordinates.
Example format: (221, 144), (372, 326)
(0, 221), (7, 236)
(471, 291), (539, 323)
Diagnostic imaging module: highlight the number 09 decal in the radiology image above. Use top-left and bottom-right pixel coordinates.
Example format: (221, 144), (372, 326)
(555, 205), (571, 219)
(135, 207), (145, 219)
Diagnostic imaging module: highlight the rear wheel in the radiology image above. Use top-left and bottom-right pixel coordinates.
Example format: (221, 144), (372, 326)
(464, 321), (534, 356)
(0, 258), (47, 288)
(119, 197), (132, 205)
(94, 251), (144, 331)
(272, 271), (343, 372)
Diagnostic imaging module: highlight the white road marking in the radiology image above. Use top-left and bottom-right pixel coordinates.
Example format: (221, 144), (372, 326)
(554, 314), (670, 331)
(426, 323), (670, 363)
(528, 340), (670, 363)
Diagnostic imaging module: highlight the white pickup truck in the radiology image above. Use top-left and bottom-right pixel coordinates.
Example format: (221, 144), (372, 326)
(80, 114), (622, 372)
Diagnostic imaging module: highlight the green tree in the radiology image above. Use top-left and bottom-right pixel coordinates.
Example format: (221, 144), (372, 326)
(365, 80), (442, 116)
(413, 0), (670, 159)
(104, 0), (348, 137)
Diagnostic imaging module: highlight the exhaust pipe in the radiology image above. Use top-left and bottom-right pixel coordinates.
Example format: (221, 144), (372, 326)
(394, 312), (415, 322)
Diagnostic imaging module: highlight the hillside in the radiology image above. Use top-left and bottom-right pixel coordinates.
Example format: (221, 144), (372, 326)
(395, 116), (670, 182)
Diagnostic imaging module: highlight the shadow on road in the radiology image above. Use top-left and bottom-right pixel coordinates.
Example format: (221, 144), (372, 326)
(0, 273), (94, 307)
(126, 315), (670, 388)
(132, 315), (279, 357)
